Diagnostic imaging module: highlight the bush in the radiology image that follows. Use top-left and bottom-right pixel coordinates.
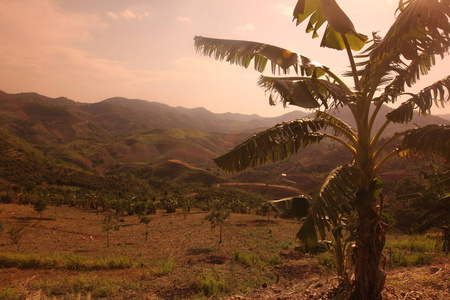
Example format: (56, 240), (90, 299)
(0, 193), (13, 204)
(7, 223), (27, 245)
(0, 287), (20, 300)
(385, 234), (439, 268)
(154, 258), (176, 276)
(268, 254), (283, 266)
(233, 252), (262, 267)
(197, 272), (228, 296)
(317, 253), (336, 270)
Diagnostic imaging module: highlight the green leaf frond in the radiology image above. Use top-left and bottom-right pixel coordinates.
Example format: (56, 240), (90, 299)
(342, 32), (383, 78)
(386, 75), (450, 123)
(315, 111), (357, 143)
(360, 0), (450, 96)
(270, 195), (312, 219)
(411, 168), (450, 231)
(194, 36), (327, 76)
(422, 169), (450, 194)
(293, 0), (368, 51)
(381, 52), (438, 102)
(258, 75), (352, 109)
(397, 124), (450, 162)
(214, 119), (327, 172)
(297, 163), (359, 249)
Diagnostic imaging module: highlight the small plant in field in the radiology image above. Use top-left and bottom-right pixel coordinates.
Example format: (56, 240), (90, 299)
(443, 226), (450, 254)
(139, 216), (151, 242)
(32, 274), (119, 298)
(133, 201), (147, 216)
(233, 251), (263, 267)
(205, 199), (231, 244)
(102, 214), (120, 247)
(33, 198), (47, 219)
(268, 254), (283, 266)
(317, 252), (336, 270)
(258, 202), (271, 223)
(0, 252), (133, 270)
(154, 258), (176, 276)
(0, 192), (13, 204)
(7, 222), (28, 246)
(0, 287), (20, 300)
(197, 272), (228, 297)
(386, 235), (438, 252)
(385, 234), (440, 268)
(389, 251), (433, 267)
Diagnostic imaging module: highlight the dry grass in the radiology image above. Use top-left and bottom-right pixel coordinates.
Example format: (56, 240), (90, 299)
(0, 203), (448, 299)
(0, 203), (303, 299)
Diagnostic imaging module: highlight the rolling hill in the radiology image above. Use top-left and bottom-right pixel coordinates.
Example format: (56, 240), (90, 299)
(0, 90), (448, 195)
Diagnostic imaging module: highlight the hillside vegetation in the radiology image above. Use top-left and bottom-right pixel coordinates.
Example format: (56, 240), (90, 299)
(0, 91), (449, 299)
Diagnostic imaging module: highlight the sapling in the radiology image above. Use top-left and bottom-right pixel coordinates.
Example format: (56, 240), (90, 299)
(8, 221), (29, 249)
(140, 216), (151, 242)
(102, 214), (120, 247)
(205, 200), (231, 244)
(33, 198), (47, 220)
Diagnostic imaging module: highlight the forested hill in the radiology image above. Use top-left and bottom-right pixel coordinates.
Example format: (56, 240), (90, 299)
(0, 90), (448, 194)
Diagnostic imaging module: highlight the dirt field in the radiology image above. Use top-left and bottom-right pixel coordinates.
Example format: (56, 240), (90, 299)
(0, 203), (448, 299)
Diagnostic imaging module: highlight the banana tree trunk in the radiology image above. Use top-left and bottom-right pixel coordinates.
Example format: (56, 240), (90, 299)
(352, 204), (386, 299)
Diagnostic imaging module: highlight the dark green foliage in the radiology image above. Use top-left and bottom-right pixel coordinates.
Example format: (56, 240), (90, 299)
(33, 198), (48, 219)
(0, 193), (13, 204)
(195, 187), (268, 213)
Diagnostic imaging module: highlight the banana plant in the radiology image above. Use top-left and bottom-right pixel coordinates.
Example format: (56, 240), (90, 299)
(194, 0), (450, 298)
(409, 168), (450, 233)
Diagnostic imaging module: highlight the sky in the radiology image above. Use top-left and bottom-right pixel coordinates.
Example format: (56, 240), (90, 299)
(0, 0), (448, 117)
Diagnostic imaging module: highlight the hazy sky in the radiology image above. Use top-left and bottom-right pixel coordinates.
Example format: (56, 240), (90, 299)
(1, 0), (448, 117)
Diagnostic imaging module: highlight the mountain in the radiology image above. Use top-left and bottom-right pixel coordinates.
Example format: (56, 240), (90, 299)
(0, 90), (448, 195)
(436, 114), (450, 121)
(78, 97), (310, 134)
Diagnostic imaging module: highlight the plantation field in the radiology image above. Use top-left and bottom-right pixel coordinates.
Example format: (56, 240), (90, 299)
(0, 204), (448, 299)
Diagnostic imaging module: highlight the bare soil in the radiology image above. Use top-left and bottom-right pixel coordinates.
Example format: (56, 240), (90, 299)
(0, 203), (448, 299)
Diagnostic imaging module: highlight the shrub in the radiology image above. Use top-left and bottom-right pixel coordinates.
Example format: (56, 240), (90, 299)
(33, 198), (48, 218)
(197, 272), (227, 296)
(0, 193), (13, 204)
(317, 253), (336, 270)
(0, 253), (132, 270)
(268, 254), (283, 266)
(7, 223), (27, 245)
(154, 258), (176, 276)
(0, 287), (20, 300)
(233, 252), (262, 267)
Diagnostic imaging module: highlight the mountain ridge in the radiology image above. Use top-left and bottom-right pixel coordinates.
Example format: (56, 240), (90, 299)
(0, 90), (448, 185)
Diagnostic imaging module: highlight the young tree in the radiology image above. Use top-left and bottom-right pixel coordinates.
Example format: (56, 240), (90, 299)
(194, 0), (450, 298)
(140, 216), (152, 242)
(33, 198), (47, 220)
(102, 214), (120, 247)
(205, 199), (231, 244)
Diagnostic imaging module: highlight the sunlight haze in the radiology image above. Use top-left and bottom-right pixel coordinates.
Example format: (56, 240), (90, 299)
(1, 0), (448, 117)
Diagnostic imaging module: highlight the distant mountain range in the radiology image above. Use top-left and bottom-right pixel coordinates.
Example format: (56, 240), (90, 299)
(0, 90), (448, 192)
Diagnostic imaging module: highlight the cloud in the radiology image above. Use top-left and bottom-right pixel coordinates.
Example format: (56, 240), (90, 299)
(0, 0), (147, 100)
(277, 4), (294, 15)
(106, 11), (118, 20)
(233, 23), (255, 35)
(106, 8), (150, 21)
(176, 17), (192, 23)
